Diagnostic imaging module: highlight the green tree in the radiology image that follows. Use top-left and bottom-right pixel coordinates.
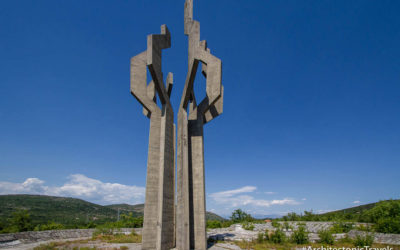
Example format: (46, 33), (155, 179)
(302, 211), (315, 221)
(230, 209), (253, 223)
(118, 213), (143, 228)
(361, 200), (400, 233)
(287, 212), (299, 221)
(9, 209), (33, 232)
(375, 218), (400, 234)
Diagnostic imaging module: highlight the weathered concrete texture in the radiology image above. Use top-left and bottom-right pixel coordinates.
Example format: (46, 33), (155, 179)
(176, 109), (190, 250)
(176, 1), (224, 249)
(130, 25), (175, 250)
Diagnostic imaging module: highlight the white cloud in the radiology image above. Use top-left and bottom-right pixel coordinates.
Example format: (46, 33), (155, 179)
(317, 209), (332, 214)
(265, 191), (276, 195)
(0, 174), (145, 205)
(209, 186), (299, 208)
(353, 200), (361, 204)
(302, 198), (307, 201)
(212, 186), (257, 197)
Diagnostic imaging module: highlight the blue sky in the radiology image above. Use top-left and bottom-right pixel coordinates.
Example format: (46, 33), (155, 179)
(0, 0), (399, 218)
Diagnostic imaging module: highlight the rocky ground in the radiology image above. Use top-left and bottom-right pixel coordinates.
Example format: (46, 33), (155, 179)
(1, 222), (400, 249)
(2, 238), (240, 250)
(208, 222), (349, 242)
(208, 222), (400, 245)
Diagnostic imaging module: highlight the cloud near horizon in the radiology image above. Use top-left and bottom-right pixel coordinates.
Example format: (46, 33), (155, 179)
(209, 186), (299, 208)
(0, 174), (145, 205)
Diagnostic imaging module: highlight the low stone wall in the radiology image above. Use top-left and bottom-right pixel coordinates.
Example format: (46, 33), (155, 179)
(348, 230), (400, 245)
(208, 222), (400, 245)
(0, 228), (141, 248)
(254, 221), (371, 233)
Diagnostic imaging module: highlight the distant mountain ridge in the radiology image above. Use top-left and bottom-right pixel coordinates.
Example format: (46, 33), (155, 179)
(105, 203), (226, 221)
(0, 195), (225, 226)
(318, 201), (386, 217)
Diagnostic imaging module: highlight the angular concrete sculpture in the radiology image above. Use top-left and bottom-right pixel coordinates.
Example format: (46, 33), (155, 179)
(130, 1), (222, 249)
(130, 25), (175, 250)
(176, 1), (224, 249)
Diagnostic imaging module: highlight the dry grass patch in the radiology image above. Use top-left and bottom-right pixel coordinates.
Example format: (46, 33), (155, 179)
(92, 231), (141, 243)
(33, 231), (140, 249)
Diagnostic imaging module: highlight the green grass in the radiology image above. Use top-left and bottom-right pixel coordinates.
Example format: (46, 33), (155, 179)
(92, 232), (141, 243)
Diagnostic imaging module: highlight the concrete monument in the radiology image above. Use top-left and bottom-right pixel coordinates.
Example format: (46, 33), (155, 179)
(130, 1), (223, 249)
(176, 1), (224, 249)
(130, 25), (175, 250)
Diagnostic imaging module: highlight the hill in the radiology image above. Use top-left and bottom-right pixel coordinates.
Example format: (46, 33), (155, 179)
(313, 200), (399, 222)
(0, 195), (225, 227)
(106, 203), (226, 221)
(106, 204), (144, 214)
(320, 201), (380, 217)
(0, 194), (118, 226)
(280, 199), (400, 226)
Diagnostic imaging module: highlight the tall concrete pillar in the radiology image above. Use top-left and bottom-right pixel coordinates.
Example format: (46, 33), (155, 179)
(130, 2), (223, 249)
(176, 1), (224, 249)
(130, 25), (175, 250)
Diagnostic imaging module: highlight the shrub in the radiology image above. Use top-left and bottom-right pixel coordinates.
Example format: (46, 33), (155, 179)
(8, 209), (33, 232)
(118, 213), (143, 228)
(318, 230), (334, 245)
(34, 221), (64, 231)
(337, 235), (353, 244)
(270, 228), (286, 244)
(271, 220), (281, 229)
(283, 222), (290, 231)
(206, 219), (233, 228)
(354, 234), (374, 247)
(207, 220), (222, 229)
(242, 222), (254, 231)
(330, 222), (353, 233)
(257, 232), (264, 243)
(356, 224), (374, 232)
(221, 220), (234, 228)
(291, 225), (309, 244)
(264, 229), (270, 241)
(93, 224), (115, 237)
(374, 217), (400, 234)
